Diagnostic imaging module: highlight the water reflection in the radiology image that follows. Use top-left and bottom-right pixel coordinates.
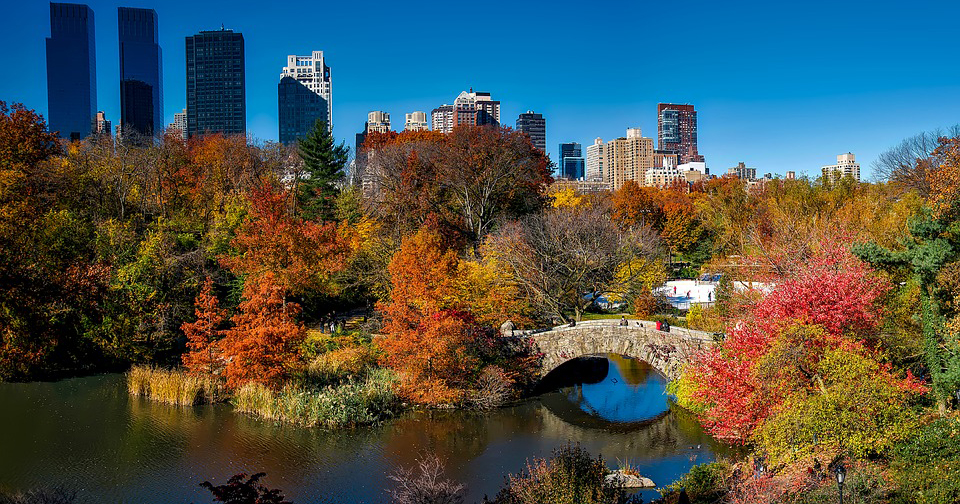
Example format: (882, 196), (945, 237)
(0, 362), (727, 504)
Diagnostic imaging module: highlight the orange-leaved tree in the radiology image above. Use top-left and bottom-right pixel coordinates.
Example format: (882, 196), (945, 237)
(219, 273), (305, 390)
(181, 277), (226, 377)
(378, 225), (479, 404)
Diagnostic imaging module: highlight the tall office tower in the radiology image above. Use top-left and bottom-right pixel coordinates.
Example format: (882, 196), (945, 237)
(186, 29), (246, 138)
(168, 108), (187, 139)
(93, 111), (111, 137)
(431, 105), (454, 133)
(727, 161), (757, 180)
(46, 3), (96, 140)
(657, 103), (704, 164)
(278, 51), (332, 145)
(585, 138), (604, 181)
(366, 111), (391, 133)
(516, 111), (546, 151)
(118, 7), (163, 140)
(603, 128), (655, 190)
(821, 153), (860, 183)
(404, 111), (428, 131)
(558, 142), (582, 179)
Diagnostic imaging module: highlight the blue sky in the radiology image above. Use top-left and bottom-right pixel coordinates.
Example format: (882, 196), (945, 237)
(2, 0), (958, 179)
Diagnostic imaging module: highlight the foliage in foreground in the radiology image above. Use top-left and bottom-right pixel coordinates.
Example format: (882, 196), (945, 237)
(231, 367), (399, 427)
(387, 454), (466, 504)
(484, 444), (631, 504)
(200, 472), (291, 504)
(0, 488), (80, 504)
(659, 461), (730, 504)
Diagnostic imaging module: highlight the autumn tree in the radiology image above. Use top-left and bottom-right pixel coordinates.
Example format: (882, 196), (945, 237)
(296, 120), (348, 221)
(181, 277), (226, 376)
(485, 206), (662, 323)
(219, 273), (306, 390)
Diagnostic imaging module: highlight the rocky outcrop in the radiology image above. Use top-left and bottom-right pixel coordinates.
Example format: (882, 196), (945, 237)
(605, 470), (656, 488)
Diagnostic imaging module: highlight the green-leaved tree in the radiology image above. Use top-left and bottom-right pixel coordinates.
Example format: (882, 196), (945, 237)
(296, 120), (348, 221)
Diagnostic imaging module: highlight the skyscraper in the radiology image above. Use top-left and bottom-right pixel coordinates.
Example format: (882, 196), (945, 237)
(278, 51), (332, 145)
(657, 103), (704, 164)
(585, 138), (604, 181)
(559, 142), (583, 180)
(46, 3), (96, 140)
(821, 153), (860, 183)
(404, 111), (428, 131)
(93, 111), (111, 137)
(118, 7), (163, 140)
(186, 29), (246, 138)
(168, 108), (187, 140)
(433, 90), (500, 133)
(366, 111), (391, 133)
(516, 111), (546, 151)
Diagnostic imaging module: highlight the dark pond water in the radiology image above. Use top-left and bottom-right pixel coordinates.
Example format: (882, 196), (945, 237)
(0, 354), (726, 503)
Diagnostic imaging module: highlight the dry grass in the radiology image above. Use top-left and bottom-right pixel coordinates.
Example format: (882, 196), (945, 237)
(126, 365), (224, 406)
(307, 345), (377, 384)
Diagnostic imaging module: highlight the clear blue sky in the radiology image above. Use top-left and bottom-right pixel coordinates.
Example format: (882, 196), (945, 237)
(2, 0), (959, 179)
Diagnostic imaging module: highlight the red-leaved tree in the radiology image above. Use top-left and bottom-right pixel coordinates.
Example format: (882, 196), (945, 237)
(181, 277), (226, 376)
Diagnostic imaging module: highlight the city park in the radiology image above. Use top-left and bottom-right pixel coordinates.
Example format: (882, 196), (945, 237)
(1, 104), (960, 504)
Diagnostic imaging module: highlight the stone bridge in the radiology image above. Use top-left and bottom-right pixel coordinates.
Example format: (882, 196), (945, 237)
(522, 320), (717, 380)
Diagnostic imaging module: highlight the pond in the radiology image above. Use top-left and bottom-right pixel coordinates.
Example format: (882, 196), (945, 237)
(0, 354), (726, 503)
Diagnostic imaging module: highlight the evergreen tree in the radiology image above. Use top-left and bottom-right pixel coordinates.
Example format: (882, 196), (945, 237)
(296, 119), (349, 221)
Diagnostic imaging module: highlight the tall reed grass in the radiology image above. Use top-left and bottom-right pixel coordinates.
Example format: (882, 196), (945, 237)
(233, 368), (399, 427)
(126, 365), (224, 406)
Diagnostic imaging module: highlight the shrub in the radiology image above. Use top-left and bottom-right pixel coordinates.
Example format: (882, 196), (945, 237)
(660, 461), (731, 503)
(468, 365), (513, 410)
(485, 444), (628, 504)
(888, 417), (960, 504)
(387, 453), (465, 504)
(200, 472), (291, 504)
(126, 365), (223, 405)
(232, 368), (399, 428)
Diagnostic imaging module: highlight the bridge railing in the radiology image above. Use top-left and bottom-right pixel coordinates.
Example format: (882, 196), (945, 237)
(515, 318), (717, 342)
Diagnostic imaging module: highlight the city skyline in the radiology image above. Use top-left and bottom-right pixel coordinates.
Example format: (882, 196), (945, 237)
(5, 0), (960, 178)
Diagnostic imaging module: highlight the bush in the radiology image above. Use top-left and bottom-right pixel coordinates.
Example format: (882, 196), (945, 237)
(485, 444), (630, 504)
(0, 488), (80, 504)
(468, 366), (513, 410)
(660, 461), (730, 503)
(232, 368), (400, 428)
(200, 472), (291, 504)
(306, 345), (378, 385)
(387, 453), (466, 504)
(126, 365), (224, 405)
(888, 417), (960, 504)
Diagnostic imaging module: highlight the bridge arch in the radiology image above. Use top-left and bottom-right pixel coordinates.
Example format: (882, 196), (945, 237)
(526, 320), (715, 381)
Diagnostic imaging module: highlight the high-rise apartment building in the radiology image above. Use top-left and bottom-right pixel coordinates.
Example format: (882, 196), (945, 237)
(558, 142), (583, 180)
(46, 3), (96, 140)
(728, 162), (757, 180)
(433, 90), (500, 133)
(603, 128), (655, 190)
(653, 149), (679, 169)
(404, 111), (428, 131)
(186, 29), (246, 138)
(118, 8), (163, 140)
(168, 108), (187, 140)
(278, 51), (331, 145)
(516, 111), (546, 151)
(821, 153), (860, 183)
(431, 105), (453, 133)
(658, 103), (704, 164)
(585, 138), (604, 181)
(366, 111), (391, 133)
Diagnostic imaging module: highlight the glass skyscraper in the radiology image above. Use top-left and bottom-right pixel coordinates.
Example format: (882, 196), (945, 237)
(186, 29), (246, 138)
(278, 51), (332, 145)
(516, 111), (546, 152)
(118, 7), (163, 140)
(559, 142), (583, 179)
(46, 3), (96, 141)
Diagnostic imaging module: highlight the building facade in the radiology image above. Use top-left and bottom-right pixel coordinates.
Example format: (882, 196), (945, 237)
(118, 7), (163, 140)
(186, 29), (246, 138)
(516, 111), (546, 151)
(278, 51), (331, 144)
(585, 138), (604, 181)
(821, 153), (860, 182)
(603, 128), (655, 190)
(46, 3), (96, 140)
(169, 108), (187, 139)
(657, 103), (704, 164)
(93, 111), (111, 137)
(727, 161), (757, 180)
(558, 142), (582, 179)
(431, 105), (453, 133)
(366, 111), (391, 133)
(404, 111), (428, 131)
